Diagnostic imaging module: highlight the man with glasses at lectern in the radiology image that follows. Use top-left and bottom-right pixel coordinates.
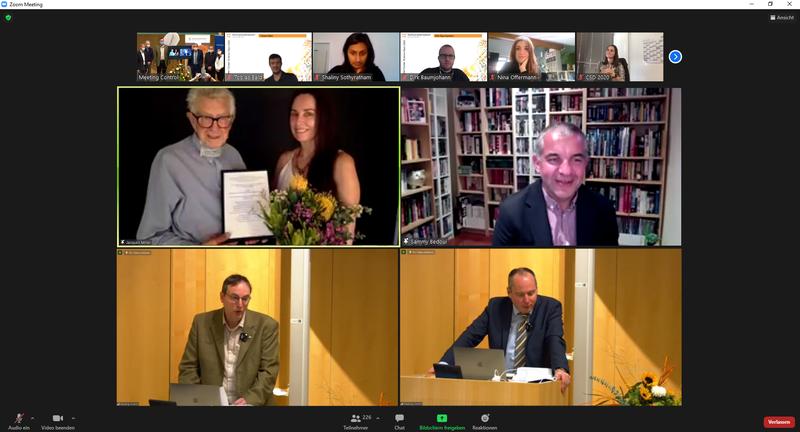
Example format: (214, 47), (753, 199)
(179, 274), (280, 406)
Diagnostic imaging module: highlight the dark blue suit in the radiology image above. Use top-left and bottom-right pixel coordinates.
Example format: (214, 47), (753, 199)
(189, 49), (203, 77)
(492, 180), (619, 247)
(440, 295), (569, 373)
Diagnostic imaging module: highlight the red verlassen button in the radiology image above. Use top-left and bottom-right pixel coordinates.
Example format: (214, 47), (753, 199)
(764, 416), (795, 429)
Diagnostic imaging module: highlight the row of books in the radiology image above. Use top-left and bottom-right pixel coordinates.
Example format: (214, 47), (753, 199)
(441, 215), (453, 236)
(401, 136), (424, 160)
(586, 127), (663, 157)
(588, 88), (666, 98)
(489, 186), (512, 202)
(515, 116), (546, 137)
(432, 138), (448, 158)
(432, 116), (447, 137)
(459, 135), (482, 154)
(459, 111), (481, 132)
(487, 168), (513, 186)
(487, 134), (512, 155)
(406, 223), (436, 240)
(588, 159), (662, 181)
(401, 193), (433, 227)
(441, 195), (452, 214)
(458, 159), (483, 175)
(485, 157), (513, 169)
(587, 101), (665, 123)
(514, 94), (546, 114)
(401, 97), (426, 123)
(591, 185), (661, 215)
(550, 114), (583, 128)
(439, 177), (451, 196)
(458, 196), (486, 229)
(437, 158), (450, 177)
(460, 176), (484, 191)
(516, 157), (532, 175)
(516, 138), (531, 154)
(618, 217), (658, 236)
(487, 88), (510, 107)
(456, 90), (480, 109)
(489, 205), (501, 229)
(550, 94), (583, 112)
(487, 111), (512, 132)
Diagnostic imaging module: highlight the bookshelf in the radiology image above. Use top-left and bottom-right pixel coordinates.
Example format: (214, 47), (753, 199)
(428, 88), (454, 240)
(512, 87), (586, 188)
(446, 87), (670, 242)
(401, 88), (436, 239)
(451, 89), (487, 234)
(453, 88), (488, 235)
(584, 88), (671, 240)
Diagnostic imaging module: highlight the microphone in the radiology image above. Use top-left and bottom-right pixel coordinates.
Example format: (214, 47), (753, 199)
(525, 321), (533, 331)
(239, 332), (251, 342)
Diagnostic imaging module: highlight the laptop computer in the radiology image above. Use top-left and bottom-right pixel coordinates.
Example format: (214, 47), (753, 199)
(453, 347), (506, 380)
(169, 383), (228, 406)
(433, 363), (463, 379)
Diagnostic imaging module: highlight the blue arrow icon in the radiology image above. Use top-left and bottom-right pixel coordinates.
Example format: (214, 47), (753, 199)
(668, 50), (683, 64)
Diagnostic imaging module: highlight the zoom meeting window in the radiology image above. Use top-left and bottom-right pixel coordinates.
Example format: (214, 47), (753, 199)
(4, 4), (797, 432)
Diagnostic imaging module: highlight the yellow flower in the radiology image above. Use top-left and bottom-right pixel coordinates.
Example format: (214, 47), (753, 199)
(316, 192), (336, 221)
(639, 385), (652, 401)
(642, 372), (656, 388)
(290, 175), (308, 192)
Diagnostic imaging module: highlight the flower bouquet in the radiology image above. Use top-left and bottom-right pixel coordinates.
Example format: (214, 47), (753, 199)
(590, 356), (681, 406)
(258, 175), (370, 245)
(168, 63), (191, 81)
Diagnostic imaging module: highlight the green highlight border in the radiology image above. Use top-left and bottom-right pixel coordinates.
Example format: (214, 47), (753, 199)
(116, 85), (401, 249)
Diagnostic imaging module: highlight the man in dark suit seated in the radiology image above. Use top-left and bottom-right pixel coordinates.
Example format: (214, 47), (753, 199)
(492, 123), (619, 246)
(433, 267), (571, 393)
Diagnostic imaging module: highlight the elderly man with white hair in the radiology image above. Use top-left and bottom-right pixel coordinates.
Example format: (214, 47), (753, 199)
(137, 88), (245, 245)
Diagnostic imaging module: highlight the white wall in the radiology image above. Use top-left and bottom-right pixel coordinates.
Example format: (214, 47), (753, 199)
(312, 32), (399, 81)
(615, 32), (664, 81)
(662, 88), (681, 246)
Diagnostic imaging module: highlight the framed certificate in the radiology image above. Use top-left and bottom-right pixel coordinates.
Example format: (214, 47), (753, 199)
(221, 170), (272, 240)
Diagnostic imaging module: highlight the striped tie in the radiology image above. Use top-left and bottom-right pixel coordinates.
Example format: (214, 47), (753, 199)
(514, 314), (529, 369)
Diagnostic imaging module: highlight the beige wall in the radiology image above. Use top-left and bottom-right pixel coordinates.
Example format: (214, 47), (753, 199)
(400, 249), (569, 376)
(116, 249), (282, 406)
(592, 248), (682, 401)
(117, 250), (171, 405)
(309, 249), (399, 405)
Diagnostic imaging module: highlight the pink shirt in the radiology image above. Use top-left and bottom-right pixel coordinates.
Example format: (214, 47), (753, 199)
(542, 188), (577, 246)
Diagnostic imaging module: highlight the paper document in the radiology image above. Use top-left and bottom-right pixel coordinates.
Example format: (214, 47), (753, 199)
(510, 367), (555, 383)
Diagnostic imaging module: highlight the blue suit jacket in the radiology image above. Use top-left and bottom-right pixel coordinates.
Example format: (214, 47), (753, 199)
(492, 180), (619, 247)
(440, 295), (569, 373)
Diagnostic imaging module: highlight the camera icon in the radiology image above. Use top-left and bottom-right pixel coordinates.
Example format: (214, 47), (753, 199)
(52, 415), (64, 422)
